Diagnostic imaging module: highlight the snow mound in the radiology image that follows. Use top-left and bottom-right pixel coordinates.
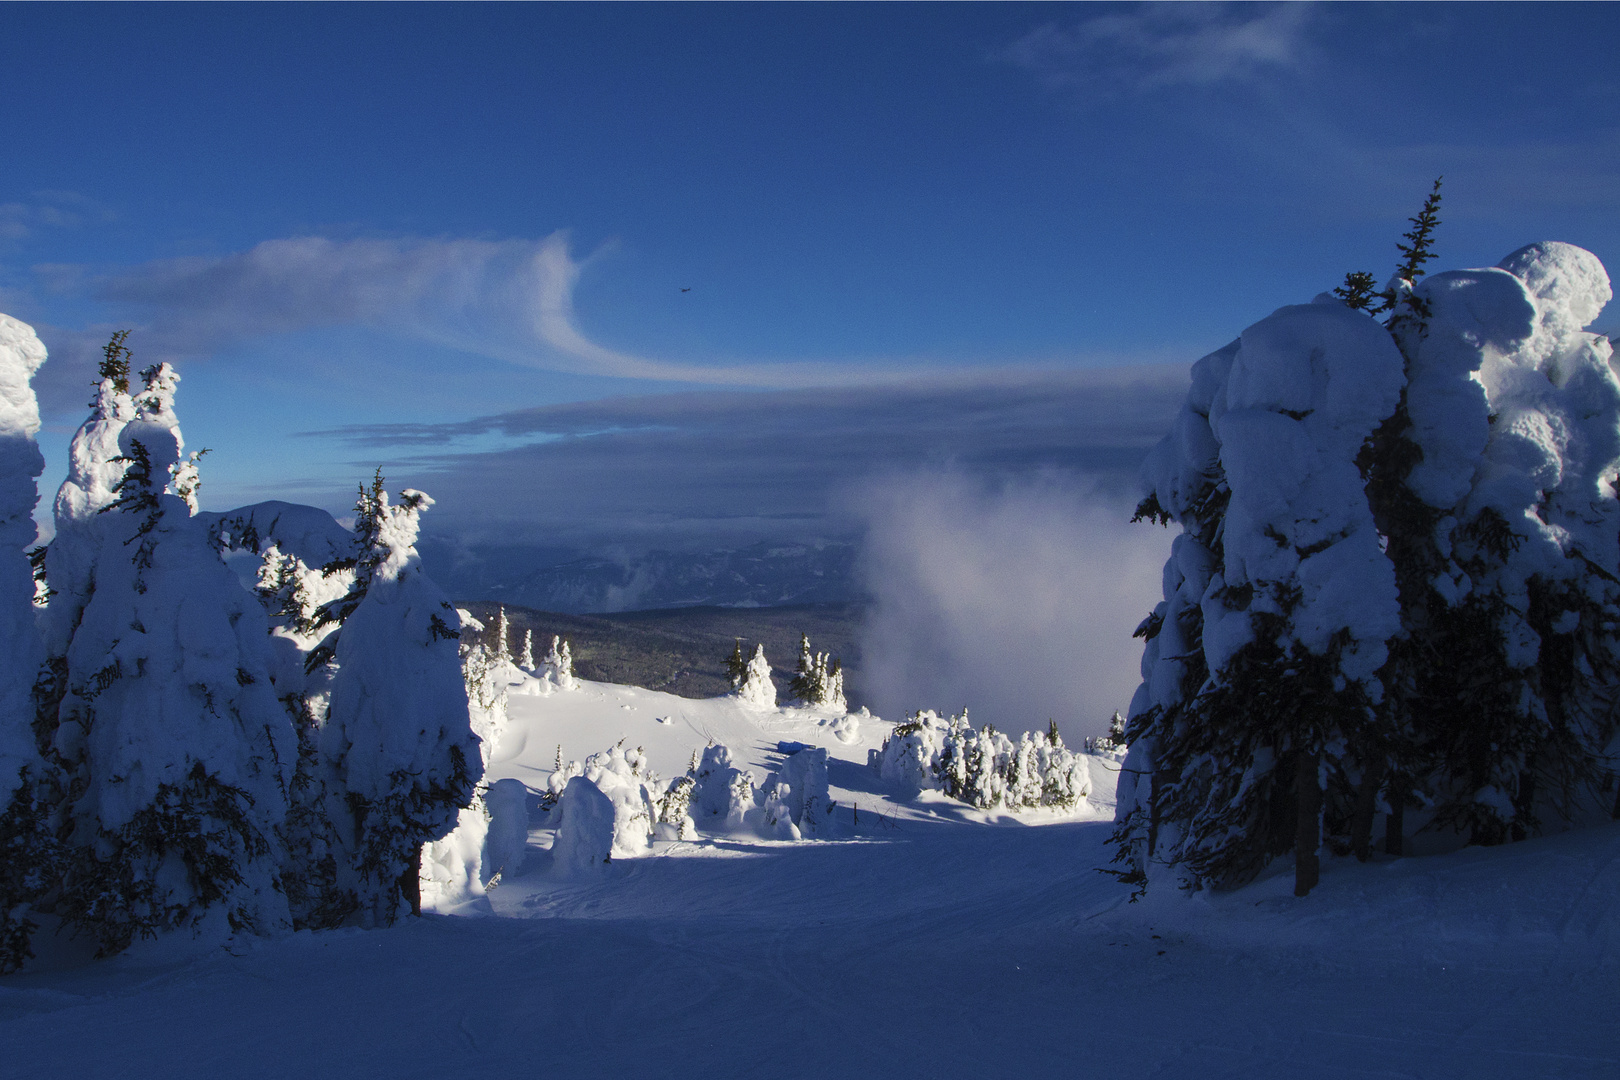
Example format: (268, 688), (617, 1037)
(482, 778), (531, 883)
(551, 776), (617, 875)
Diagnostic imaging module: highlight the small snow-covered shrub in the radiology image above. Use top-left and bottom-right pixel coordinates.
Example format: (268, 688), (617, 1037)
(872, 711), (1093, 812)
(551, 776), (617, 875)
(736, 645), (775, 710)
(757, 777), (800, 840)
(692, 743), (757, 829)
(778, 744), (834, 836)
(550, 743), (664, 870)
(481, 778), (530, 883)
(542, 635), (578, 692)
(657, 774), (698, 841)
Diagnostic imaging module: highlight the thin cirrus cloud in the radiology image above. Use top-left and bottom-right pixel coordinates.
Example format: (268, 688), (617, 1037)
(998, 1), (1317, 94)
(0, 191), (115, 243)
(68, 233), (928, 391)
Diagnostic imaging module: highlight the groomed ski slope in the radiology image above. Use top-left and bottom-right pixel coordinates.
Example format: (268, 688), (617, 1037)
(1, 679), (1616, 1078)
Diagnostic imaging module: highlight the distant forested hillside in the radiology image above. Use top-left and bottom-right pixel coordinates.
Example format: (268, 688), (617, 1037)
(457, 601), (864, 703)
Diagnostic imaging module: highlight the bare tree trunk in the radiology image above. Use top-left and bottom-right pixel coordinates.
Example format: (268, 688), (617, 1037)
(1294, 752), (1321, 897)
(1511, 753), (1538, 843)
(400, 848), (423, 917)
(1384, 779), (1404, 857)
(1350, 757), (1385, 862)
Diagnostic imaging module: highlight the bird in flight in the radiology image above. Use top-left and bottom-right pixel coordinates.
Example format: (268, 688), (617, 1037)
(680, 287), (691, 292)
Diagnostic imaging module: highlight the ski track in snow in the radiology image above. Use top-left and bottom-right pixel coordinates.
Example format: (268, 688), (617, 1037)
(2, 679), (1617, 1078)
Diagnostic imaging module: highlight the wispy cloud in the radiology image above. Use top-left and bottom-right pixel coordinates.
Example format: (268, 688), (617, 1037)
(47, 233), (962, 392)
(1000, 2), (1317, 95)
(0, 191), (114, 242)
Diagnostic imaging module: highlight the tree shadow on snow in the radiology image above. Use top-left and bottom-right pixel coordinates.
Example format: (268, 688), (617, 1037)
(823, 755), (890, 798)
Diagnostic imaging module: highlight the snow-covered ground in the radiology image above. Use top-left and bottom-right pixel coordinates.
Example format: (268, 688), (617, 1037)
(2, 679), (1616, 1077)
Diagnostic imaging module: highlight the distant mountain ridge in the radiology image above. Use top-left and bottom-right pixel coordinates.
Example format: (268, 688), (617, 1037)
(423, 537), (863, 614)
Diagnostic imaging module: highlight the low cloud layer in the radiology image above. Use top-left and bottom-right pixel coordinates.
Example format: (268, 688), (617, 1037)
(853, 471), (1170, 742)
(328, 365), (1189, 553)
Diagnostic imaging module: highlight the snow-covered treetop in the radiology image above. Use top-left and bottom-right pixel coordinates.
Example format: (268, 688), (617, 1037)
(374, 488), (432, 582)
(1497, 241), (1612, 345)
(0, 315), (46, 445)
(0, 315), (47, 550)
(54, 337), (138, 530)
(0, 315), (47, 798)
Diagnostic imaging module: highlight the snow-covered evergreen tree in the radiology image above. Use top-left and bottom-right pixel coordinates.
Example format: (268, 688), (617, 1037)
(819, 659), (846, 712)
(495, 606), (512, 666)
(420, 608), (512, 908)
(211, 504), (358, 930)
(0, 316), (55, 972)
(1372, 241), (1620, 848)
(520, 629), (535, 672)
(872, 711), (1092, 812)
(542, 634), (577, 691)
(657, 773), (698, 840)
(788, 634), (847, 711)
(51, 362), (297, 954)
(692, 743), (756, 829)
(725, 638), (747, 689)
(779, 746), (835, 836)
(1117, 191), (1620, 894)
(736, 644), (775, 710)
(790, 634), (816, 702)
(41, 332), (136, 662)
(551, 743), (664, 870)
(318, 479), (481, 926)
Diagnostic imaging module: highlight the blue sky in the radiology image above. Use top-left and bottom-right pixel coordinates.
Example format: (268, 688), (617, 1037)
(2, 2), (1617, 546)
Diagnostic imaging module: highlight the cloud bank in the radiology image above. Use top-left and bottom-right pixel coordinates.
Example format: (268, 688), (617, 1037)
(853, 470), (1170, 742)
(323, 365), (1189, 553)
